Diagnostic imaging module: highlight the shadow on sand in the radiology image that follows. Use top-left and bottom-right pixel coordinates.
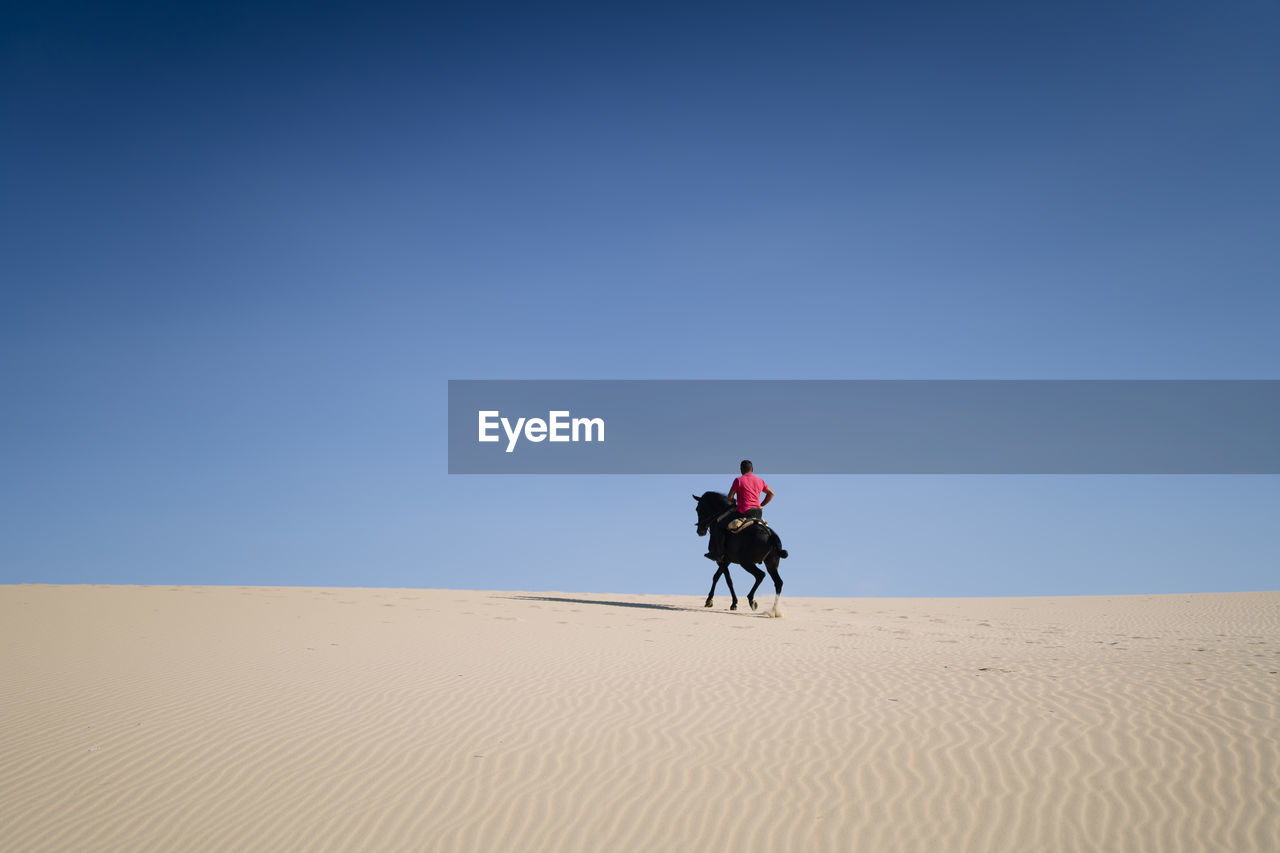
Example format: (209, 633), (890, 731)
(501, 594), (700, 613)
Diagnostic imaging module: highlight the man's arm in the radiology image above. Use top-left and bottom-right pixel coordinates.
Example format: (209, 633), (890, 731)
(760, 486), (775, 507)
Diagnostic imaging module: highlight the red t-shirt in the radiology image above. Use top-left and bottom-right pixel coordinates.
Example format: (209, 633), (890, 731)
(731, 472), (768, 513)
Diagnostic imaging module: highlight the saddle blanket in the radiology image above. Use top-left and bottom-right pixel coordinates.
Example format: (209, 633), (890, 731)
(727, 517), (768, 534)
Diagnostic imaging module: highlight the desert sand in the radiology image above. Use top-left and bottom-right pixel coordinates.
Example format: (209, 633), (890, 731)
(1, 585), (1277, 852)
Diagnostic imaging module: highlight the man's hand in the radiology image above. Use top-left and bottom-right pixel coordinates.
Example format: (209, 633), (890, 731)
(761, 486), (775, 507)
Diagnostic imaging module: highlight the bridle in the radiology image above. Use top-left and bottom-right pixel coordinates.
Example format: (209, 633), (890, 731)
(695, 498), (736, 536)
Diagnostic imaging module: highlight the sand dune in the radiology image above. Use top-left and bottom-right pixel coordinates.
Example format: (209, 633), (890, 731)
(2, 585), (1277, 851)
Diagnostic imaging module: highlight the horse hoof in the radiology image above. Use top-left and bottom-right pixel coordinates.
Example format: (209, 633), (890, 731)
(730, 602), (738, 611)
(704, 598), (714, 608)
(749, 599), (758, 611)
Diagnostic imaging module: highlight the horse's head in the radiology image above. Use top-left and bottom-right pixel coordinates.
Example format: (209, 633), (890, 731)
(693, 491), (731, 537)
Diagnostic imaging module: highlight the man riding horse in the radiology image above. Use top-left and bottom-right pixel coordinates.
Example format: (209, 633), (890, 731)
(692, 465), (788, 614)
(705, 459), (775, 562)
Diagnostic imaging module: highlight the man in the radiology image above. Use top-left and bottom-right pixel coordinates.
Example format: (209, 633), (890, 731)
(705, 459), (775, 561)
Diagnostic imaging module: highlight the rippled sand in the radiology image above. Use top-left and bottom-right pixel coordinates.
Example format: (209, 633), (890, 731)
(2, 585), (1277, 851)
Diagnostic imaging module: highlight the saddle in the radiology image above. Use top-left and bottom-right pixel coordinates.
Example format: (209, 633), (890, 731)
(727, 516), (768, 534)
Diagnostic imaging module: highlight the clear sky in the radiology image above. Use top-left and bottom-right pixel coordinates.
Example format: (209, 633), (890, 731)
(3, 0), (1277, 596)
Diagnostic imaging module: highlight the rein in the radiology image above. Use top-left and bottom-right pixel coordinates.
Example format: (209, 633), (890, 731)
(699, 503), (737, 531)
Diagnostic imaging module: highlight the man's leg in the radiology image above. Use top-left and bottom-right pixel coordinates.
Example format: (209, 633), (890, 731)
(708, 511), (746, 560)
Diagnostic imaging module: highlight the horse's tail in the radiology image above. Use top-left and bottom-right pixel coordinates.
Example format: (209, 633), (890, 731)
(771, 531), (788, 559)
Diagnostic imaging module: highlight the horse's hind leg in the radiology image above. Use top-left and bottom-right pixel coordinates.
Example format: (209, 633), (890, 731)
(765, 554), (784, 618)
(744, 565), (765, 611)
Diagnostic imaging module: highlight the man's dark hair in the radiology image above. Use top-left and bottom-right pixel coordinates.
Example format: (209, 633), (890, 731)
(740, 460), (753, 473)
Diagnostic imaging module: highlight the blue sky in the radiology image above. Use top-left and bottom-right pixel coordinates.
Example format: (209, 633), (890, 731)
(3, 0), (1277, 596)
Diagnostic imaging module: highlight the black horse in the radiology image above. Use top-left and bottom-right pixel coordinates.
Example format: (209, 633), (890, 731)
(693, 491), (788, 615)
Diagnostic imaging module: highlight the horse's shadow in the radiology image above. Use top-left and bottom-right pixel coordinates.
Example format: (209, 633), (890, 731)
(501, 594), (695, 613)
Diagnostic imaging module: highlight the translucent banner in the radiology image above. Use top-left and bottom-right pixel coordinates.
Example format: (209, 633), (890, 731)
(447, 380), (1280, 474)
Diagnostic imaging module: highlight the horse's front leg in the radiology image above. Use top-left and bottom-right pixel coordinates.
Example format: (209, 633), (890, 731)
(720, 560), (739, 610)
(705, 565), (723, 607)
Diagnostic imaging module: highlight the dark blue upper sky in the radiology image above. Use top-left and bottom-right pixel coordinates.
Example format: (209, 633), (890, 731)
(3, 0), (1277, 594)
